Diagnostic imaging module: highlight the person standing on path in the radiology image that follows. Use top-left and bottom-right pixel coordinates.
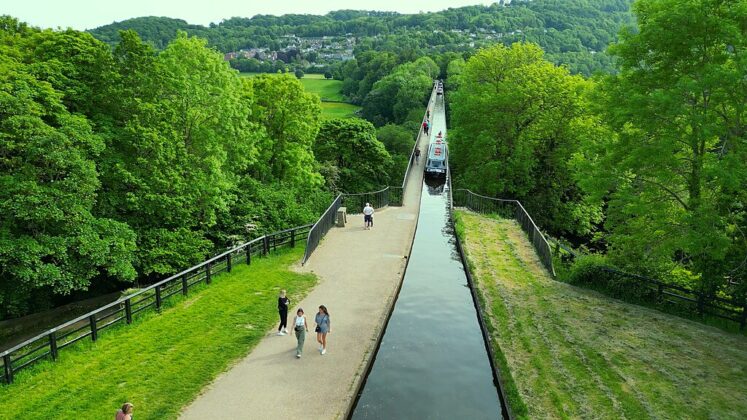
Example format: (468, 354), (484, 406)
(422, 120), (429, 135)
(414, 147), (421, 163)
(315, 305), (331, 355)
(277, 290), (290, 336)
(292, 308), (308, 358)
(363, 203), (374, 230)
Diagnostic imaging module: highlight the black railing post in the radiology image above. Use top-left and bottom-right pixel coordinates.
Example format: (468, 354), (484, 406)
(291, 229), (296, 248)
(89, 315), (98, 342)
(263, 236), (269, 256)
(182, 274), (189, 295)
(155, 286), (162, 310)
(49, 331), (58, 361)
(657, 284), (664, 302)
(246, 244), (252, 265)
(125, 299), (132, 324)
(206, 263), (212, 284)
(227, 253), (233, 273)
(3, 354), (12, 384)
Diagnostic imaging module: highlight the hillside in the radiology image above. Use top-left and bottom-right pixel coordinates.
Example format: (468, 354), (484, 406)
(89, 0), (635, 75)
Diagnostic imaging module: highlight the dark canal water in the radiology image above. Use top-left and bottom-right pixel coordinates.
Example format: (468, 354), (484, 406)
(350, 178), (504, 419)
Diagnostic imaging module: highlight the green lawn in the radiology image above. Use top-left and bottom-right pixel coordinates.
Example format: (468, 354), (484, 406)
(320, 101), (360, 119)
(298, 77), (344, 101)
(455, 211), (747, 419)
(0, 248), (317, 419)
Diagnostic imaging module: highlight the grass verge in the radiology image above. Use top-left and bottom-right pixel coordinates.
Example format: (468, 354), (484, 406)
(299, 77), (344, 101)
(320, 101), (361, 119)
(0, 248), (316, 419)
(455, 211), (747, 419)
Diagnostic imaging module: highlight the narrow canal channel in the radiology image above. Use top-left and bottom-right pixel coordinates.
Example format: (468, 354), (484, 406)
(351, 96), (503, 419)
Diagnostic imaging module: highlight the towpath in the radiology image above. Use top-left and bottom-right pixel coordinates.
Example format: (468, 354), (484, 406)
(180, 93), (435, 419)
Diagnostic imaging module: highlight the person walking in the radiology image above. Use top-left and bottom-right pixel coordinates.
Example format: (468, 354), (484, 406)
(422, 120), (429, 135)
(414, 147), (421, 163)
(277, 290), (290, 336)
(315, 305), (331, 355)
(292, 308), (308, 358)
(426, 109), (430, 119)
(115, 403), (134, 420)
(363, 202), (374, 230)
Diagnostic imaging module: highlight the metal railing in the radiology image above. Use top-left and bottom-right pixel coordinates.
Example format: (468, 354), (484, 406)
(451, 188), (556, 277)
(342, 186), (393, 213)
(551, 240), (747, 330)
(302, 194), (343, 264)
(0, 224), (312, 385)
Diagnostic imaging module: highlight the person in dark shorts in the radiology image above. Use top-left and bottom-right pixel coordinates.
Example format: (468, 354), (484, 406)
(414, 147), (421, 162)
(277, 289), (290, 336)
(363, 202), (374, 230)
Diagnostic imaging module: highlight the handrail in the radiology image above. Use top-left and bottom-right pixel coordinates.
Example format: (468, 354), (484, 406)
(302, 194), (343, 265)
(451, 188), (556, 277)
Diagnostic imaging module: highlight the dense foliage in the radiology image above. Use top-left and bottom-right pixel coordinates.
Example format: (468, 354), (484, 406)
(450, 43), (601, 236)
(449, 0), (747, 303)
(0, 20), (334, 318)
(89, 1), (634, 76)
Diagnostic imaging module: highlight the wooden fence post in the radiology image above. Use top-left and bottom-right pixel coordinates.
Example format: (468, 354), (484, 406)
(3, 354), (12, 384)
(182, 274), (189, 295)
(263, 236), (269, 256)
(89, 315), (98, 342)
(246, 244), (252, 265)
(227, 253), (233, 273)
(49, 331), (58, 361)
(206, 263), (212, 284)
(291, 230), (295, 248)
(155, 286), (162, 310)
(125, 299), (132, 324)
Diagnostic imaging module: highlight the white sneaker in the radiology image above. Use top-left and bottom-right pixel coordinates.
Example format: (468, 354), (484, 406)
(277, 331), (286, 336)
(296, 354), (301, 358)
(321, 348), (326, 355)
(282, 328), (288, 334)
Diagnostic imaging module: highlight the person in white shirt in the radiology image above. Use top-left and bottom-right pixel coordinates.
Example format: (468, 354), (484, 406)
(363, 203), (374, 230)
(292, 308), (308, 358)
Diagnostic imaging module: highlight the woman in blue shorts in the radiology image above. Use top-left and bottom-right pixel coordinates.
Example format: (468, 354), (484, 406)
(315, 305), (331, 355)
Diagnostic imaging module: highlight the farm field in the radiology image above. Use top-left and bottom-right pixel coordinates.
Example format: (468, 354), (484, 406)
(455, 211), (747, 419)
(0, 249), (317, 420)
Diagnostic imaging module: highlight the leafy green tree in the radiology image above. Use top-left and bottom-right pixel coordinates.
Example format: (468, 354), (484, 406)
(243, 73), (322, 187)
(97, 32), (251, 277)
(314, 118), (393, 193)
(0, 59), (136, 317)
(294, 68), (304, 78)
(450, 43), (600, 235)
(579, 0), (747, 293)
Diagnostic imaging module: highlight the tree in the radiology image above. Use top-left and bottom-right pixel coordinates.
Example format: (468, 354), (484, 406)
(314, 118), (393, 193)
(450, 43), (600, 236)
(579, 0), (747, 293)
(0, 59), (136, 317)
(244, 73), (322, 187)
(97, 32), (252, 277)
(294, 68), (304, 78)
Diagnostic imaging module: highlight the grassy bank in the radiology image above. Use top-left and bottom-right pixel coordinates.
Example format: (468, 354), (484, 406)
(455, 211), (747, 419)
(299, 76), (344, 101)
(0, 248), (316, 419)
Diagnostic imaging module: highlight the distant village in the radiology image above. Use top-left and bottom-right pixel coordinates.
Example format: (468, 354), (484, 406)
(222, 27), (529, 68)
(224, 34), (356, 67)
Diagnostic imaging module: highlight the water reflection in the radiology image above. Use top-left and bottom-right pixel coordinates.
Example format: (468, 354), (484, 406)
(350, 181), (503, 420)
